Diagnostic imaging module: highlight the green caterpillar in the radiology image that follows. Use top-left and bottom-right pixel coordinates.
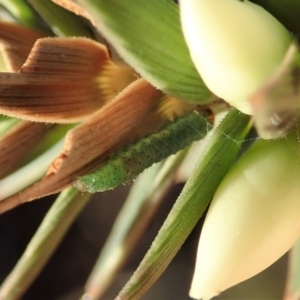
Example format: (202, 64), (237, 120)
(74, 111), (211, 193)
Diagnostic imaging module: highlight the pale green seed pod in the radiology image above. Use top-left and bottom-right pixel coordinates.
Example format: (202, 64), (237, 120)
(190, 132), (300, 300)
(180, 0), (292, 114)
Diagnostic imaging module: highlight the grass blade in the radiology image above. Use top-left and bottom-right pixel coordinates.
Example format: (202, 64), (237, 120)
(115, 109), (251, 300)
(77, 0), (210, 103)
(0, 187), (91, 300)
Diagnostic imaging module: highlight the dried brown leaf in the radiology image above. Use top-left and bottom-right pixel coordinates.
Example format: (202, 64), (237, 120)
(0, 79), (162, 214)
(0, 121), (49, 179)
(0, 21), (46, 72)
(0, 22), (54, 180)
(0, 37), (114, 123)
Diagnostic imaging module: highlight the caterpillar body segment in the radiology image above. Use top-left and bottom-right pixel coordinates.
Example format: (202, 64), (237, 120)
(75, 111), (211, 193)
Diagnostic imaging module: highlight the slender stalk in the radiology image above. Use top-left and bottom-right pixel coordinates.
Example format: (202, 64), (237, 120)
(84, 149), (188, 299)
(0, 187), (91, 300)
(115, 109), (252, 300)
(0, 0), (42, 29)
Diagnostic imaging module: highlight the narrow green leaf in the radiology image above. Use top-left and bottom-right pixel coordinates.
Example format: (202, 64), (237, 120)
(84, 149), (188, 300)
(76, 0), (210, 103)
(0, 187), (91, 300)
(28, 0), (93, 37)
(115, 109), (252, 300)
(0, 0), (43, 30)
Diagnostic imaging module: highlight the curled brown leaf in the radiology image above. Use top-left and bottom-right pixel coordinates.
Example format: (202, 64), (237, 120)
(0, 22), (58, 180)
(0, 21), (47, 72)
(0, 78), (162, 214)
(0, 37), (116, 123)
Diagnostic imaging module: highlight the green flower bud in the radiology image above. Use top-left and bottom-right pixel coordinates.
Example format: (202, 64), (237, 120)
(180, 0), (292, 114)
(190, 132), (300, 299)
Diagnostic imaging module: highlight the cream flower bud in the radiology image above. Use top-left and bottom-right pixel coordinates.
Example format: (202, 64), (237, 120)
(190, 132), (300, 300)
(180, 0), (291, 114)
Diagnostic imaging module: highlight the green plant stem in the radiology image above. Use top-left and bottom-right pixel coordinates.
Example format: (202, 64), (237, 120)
(84, 149), (188, 300)
(115, 109), (252, 300)
(0, 187), (91, 300)
(0, 0), (42, 29)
